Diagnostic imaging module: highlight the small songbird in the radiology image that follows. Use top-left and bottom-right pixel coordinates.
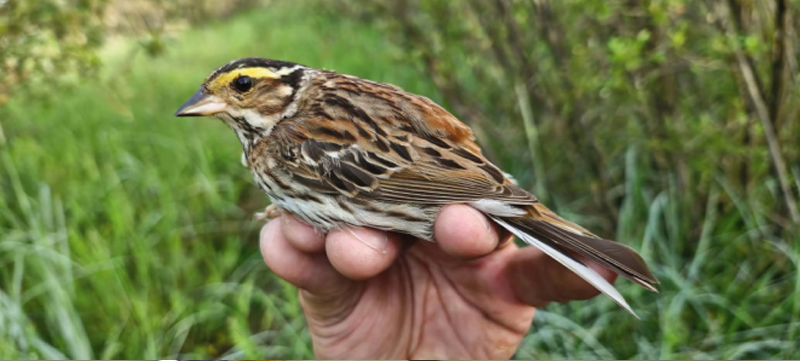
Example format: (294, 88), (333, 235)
(175, 58), (658, 316)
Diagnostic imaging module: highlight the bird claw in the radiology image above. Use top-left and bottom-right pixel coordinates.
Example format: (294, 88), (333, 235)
(255, 204), (282, 221)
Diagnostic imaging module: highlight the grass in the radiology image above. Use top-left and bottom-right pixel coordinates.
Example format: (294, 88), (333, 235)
(1, 1), (798, 359)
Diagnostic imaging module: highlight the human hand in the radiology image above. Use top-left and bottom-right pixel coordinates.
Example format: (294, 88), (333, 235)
(260, 204), (616, 359)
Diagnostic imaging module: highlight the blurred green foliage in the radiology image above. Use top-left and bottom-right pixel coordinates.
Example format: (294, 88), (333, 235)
(1, 0), (799, 359)
(0, 0), (260, 101)
(0, 0), (106, 101)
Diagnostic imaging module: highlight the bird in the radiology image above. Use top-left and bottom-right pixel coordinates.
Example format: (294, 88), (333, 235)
(175, 57), (658, 316)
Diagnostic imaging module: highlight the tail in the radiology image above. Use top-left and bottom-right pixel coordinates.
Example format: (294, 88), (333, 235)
(490, 204), (658, 317)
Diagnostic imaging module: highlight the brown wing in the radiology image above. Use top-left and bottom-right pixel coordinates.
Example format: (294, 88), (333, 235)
(275, 72), (539, 206)
(281, 131), (538, 206)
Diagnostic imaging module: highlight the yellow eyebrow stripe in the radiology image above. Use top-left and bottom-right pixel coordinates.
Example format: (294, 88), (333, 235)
(209, 67), (279, 91)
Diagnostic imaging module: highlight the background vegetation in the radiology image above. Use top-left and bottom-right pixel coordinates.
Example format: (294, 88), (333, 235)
(1, 0), (798, 359)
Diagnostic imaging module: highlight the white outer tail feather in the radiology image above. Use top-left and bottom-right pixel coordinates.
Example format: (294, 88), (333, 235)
(492, 217), (639, 318)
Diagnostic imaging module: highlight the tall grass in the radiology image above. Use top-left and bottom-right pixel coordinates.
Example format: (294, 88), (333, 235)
(1, 0), (798, 359)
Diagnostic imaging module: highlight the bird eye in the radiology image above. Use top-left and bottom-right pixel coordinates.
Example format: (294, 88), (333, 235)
(233, 75), (253, 92)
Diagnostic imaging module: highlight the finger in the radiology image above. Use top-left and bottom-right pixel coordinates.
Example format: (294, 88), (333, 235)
(433, 204), (503, 259)
(281, 214), (326, 253)
(260, 219), (351, 293)
(325, 227), (402, 280)
(505, 246), (618, 307)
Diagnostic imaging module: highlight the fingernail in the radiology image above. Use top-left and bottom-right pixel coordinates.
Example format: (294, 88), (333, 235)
(345, 227), (388, 254)
(466, 207), (497, 241)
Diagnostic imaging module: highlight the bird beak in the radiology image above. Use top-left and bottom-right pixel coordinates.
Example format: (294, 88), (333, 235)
(174, 88), (227, 117)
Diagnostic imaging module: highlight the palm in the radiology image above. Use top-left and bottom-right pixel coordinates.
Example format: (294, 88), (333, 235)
(304, 242), (535, 359)
(261, 205), (614, 359)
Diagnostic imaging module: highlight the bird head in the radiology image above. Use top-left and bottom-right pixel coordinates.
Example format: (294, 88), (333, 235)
(175, 58), (307, 148)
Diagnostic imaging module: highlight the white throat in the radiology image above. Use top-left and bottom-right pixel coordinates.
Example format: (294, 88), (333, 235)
(217, 108), (279, 155)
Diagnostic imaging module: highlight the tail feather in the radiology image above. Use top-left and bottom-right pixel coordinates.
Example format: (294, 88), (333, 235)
(535, 220), (659, 291)
(492, 217), (640, 318)
(491, 203), (659, 316)
(525, 203), (659, 290)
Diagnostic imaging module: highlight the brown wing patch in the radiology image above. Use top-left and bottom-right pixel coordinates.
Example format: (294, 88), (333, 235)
(403, 93), (475, 145)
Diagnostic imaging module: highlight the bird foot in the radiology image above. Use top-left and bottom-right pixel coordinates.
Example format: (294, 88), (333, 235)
(254, 204), (283, 221)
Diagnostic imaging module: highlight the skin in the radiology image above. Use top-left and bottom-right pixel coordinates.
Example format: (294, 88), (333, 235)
(260, 204), (616, 360)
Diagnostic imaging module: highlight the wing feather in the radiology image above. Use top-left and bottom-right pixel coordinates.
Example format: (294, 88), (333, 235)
(286, 134), (538, 206)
